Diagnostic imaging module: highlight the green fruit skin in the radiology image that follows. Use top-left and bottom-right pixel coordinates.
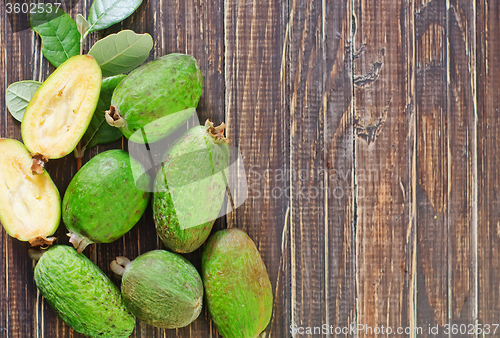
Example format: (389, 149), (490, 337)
(111, 53), (203, 143)
(121, 250), (203, 328)
(63, 149), (150, 244)
(202, 228), (273, 338)
(153, 125), (229, 253)
(34, 245), (135, 337)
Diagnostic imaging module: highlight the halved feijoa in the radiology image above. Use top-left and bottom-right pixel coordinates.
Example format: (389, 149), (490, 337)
(0, 139), (60, 245)
(21, 55), (101, 173)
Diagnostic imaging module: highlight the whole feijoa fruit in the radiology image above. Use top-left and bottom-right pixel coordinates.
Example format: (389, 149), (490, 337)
(105, 53), (203, 144)
(21, 55), (101, 173)
(110, 250), (203, 328)
(202, 228), (273, 338)
(63, 149), (150, 253)
(153, 120), (229, 253)
(0, 138), (59, 246)
(34, 245), (135, 337)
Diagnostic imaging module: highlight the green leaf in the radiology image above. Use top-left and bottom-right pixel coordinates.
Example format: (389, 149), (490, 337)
(6, 81), (42, 122)
(87, 0), (143, 34)
(89, 30), (153, 77)
(76, 14), (89, 37)
(78, 74), (126, 157)
(30, 5), (81, 68)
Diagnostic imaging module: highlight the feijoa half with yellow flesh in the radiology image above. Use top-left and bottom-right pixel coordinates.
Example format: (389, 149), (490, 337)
(21, 55), (101, 173)
(0, 138), (60, 245)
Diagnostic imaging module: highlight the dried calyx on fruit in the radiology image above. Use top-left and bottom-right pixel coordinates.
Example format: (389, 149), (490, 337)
(0, 138), (60, 246)
(21, 55), (101, 173)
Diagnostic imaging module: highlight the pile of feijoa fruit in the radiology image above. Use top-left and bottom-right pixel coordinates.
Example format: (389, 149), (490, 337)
(1, 3), (272, 338)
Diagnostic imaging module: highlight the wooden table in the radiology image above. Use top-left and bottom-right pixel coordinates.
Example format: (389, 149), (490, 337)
(1, 0), (499, 337)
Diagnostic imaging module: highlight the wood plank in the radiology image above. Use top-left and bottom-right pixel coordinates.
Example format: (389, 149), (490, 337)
(224, 0), (289, 337)
(477, 0), (500, 329)
(353, 0), (416, 335)
(415, 0), (477, 332)
(324, 1), (356, 334)
(447, 0), (477, 328)
(288, 0), (356, 335)
(288, 0), (327, 332)
(414, 0), (449, 334)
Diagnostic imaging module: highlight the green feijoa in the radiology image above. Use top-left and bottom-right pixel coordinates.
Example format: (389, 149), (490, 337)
(63, 149), (150, 253)
(202, 228), (273, 338)
(153, 120), (229, 253)
(34, 245), (135, 337)
(105, 53), (203, 144)
(110, 250), (203, 328)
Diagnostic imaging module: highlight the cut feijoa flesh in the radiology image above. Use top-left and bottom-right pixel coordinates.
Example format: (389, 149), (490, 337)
(0, 138), (60, 245)
(21, 55), (101, 172)
(111, 250), (203, 329)
(63, 149), (150, 253)
(34, 245), (135, 337)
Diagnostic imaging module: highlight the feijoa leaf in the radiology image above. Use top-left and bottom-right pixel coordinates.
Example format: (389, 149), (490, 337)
(78, 74), (126, 158)
(30, 6), (80, 67)
(87, 0), (143, 34)
(89, 30), (153, 77)
(6, 81), (42, 122)
(76, 14), (90, 37)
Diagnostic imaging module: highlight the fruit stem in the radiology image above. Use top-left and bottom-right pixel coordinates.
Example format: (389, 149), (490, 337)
(28, 248), (44, 261)
(105, 106), (126, 128)
(31, 154), (48, 175)
(76, 141), (82, 171)
(67, 231), (93, 253)
(110, 256), (131, 276)
(29, 236), (57, 248)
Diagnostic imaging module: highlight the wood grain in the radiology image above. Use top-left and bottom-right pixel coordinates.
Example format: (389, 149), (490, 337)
(447, 0), (477, 329)
(289, 0), (328, 332)
(2, 0), (500, 337)
(224, 0), (289, 337)
(477, 0), (500, 329)
(323, 0), (356, 334)
(415, 0), (477, 334)
(415, 0), (449, 333)
(288, 0), (355, 336)
(353, 0), (416, 335)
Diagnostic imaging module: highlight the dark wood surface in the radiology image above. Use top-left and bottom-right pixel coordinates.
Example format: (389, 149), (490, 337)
(0, 0), (499, 337)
